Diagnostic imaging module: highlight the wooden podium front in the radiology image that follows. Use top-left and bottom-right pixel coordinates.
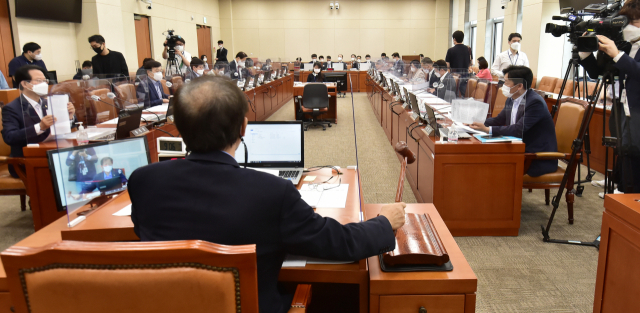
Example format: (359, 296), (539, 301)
(365, 204), (477, 313)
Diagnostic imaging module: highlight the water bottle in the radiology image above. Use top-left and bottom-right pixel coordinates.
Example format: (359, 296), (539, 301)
(448, 127), (459, 144)
(76, 122), (89, 146)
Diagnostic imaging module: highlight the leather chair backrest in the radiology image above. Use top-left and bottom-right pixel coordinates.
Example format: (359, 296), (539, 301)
(587, 82), (597, 96)
(492, 75), (499, 82)
(302, 84), (329, 109)
(555, 100), (586, 154)
(538, 77), (558, 93)
(115, 83), (138, 106)
(471, 66), (479, 74)
(474, 82), (488, 103)
(466, 79), (478, 98)
(170, 76), (184, 94)
(160, 79), (171, 95)
(89, 88), (117, 123)
(492, 90), (508, 118)
(531, 76), (537, 89)
(0, 107), (12, 157)
(554, 79), (575, 96)
(1, 240), (259, 313)
(51, 80), (87, 125)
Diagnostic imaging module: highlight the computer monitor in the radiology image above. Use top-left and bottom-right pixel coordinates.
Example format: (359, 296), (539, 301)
(359, 63), (371, 71)
(47, 136), (151, 212)
(166, 96), (175, 118)
(324, 72), (348, 92)
(303, 63), (314, 71)
(332, 63), (345, 71)
(423, 104), (441, 137)
(409, 92), (418, 112)
(234, 121), (304, 168)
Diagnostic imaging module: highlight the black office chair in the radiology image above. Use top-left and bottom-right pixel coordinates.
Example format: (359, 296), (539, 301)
(299, 84), (332, 131)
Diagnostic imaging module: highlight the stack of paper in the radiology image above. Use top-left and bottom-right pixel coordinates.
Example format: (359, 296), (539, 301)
(298, 184), (349, 208)
(451, 99), (489, 124)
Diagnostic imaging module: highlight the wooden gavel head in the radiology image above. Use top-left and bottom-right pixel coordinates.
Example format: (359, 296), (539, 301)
(395, 142), (416, 164)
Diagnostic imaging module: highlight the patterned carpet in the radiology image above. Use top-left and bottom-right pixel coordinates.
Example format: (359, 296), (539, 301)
(0, 92), (604, 312)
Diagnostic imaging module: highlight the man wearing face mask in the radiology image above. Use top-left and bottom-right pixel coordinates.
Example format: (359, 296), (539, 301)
(307, 62), (324, 82)
(185, 58), (206, 81)
(2, 65), (76, 178)
(334, 54), (346, 69)
(323, 56), (332, 70)
(215, 40), (228, 64)
(82, 157), (128, 194)
(309, 54), (318, 65)
(421, 58), (439, 88)
(137, 61), (169, 108)
(391, 53), (405, 76)
(429, 60), (456, 101)
(468, 65), (557, 177)
(162, 37), (191, 76)
(229, 52), (248, 80)
(578, 0), (640, 192)
(350, 54), (359, 70)
(491, 33), (528, 81)
(73, 61), (93, 80)
(89, 35), (129, 78)
(8, 43), (48, 85)
(365, 55), (372, 64)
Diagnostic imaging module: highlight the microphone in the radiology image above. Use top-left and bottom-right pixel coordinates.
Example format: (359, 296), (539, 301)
(106, 92), (161, 123)
(91, 94), (121, 109)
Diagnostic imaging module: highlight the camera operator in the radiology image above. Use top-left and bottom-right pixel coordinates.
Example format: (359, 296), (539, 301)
(162, 37), (191, 76)
(579, 0), (640, 193)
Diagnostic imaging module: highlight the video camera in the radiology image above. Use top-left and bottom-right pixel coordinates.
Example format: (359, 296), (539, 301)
(163, 29), (182, 51)
(545, 0), (629, 53)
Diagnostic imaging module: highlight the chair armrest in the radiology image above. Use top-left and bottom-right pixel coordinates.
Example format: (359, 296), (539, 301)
(0, 156), (7, 164)
(6, 157), (28, 184)
(288, 284), (312, 313)
(530, 152), (567, 159)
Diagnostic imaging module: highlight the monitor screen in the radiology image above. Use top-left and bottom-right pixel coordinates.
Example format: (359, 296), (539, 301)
(16, 0), (82, 23)
(47, 137), (151, 212)
(235, 121), (303, 167)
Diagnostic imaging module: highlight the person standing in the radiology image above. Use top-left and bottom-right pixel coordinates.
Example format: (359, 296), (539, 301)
(215, 40), (228, 64)
(491, 33), (529, 81)
(162, 37), (191, 76)
(8, 42), (48, 85)
(88, 35), (129, 78)
(445, 31), (470, 96)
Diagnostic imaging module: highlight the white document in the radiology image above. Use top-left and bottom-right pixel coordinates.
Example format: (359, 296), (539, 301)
(332, 63), (344, 71)
(46, 94), (71, 136)
(100, 117), (119, 125)
(358, 63), (371, 71)
(298, 187), (323, 208)
(248, 168), (279, 176)
(298, 184), (349, 209)
(454, 122), (488, 135)
(282, 254), (307, 267)
(146, 104), (169, 113)
(113, 204), (132, 216)
(451, 99), (489, 124)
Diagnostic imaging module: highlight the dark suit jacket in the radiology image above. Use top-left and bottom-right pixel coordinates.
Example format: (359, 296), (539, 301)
(216, 47), (228, 63)
(485, 89), (558, 177)
(229, 60), (249, 80)
(128, 151), (395, 313)
(427, 69), (439, 88)
(435, 73), (457, 101)
(580, 52), (640, 156)
(91, 50), (129, 78)
(393, 60), (405, 76)
(306, 72), (324, 83)
(137, 77), (169, 108)
(322, 61), (331, 70)
(1, 95), (51, 176)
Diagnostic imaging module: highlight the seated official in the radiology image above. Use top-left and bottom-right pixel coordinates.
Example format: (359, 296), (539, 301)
(261, 59), (273, 71)
(136, 58), (154, 77)
(82, 157), (128, 194)
(137, 60), (169, 108)
(210, 63), (230, 78)
(476, 57), (492, 80)
(318, 56), (325, 69)
(66, 148), (98, 193)
(128, 76), (406, 313)
(72, 60), (93, 80)
(229, 51), (248, 80)
(1, 65), (76, 178)
(350, 54), (358, 69)
(306, 62), (324, 82)
(428, 60), (456, 100)
(364, 54), (372, 64)
(421, 57), (439, 88)
(309, 54), (318, 64)
(184, 57), (205, 81)
(334, 54), (346, 69)
(407, 60), (425, 83)
(391, 52), (405, 76)
(468, 65), (558, 177)
(323, 56), (332, 70)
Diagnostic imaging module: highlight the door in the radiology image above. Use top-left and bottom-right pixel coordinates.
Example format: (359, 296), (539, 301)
(134, 15), (152, 68)
(196, 25), (212, 64)
(0, 0), (14, 87)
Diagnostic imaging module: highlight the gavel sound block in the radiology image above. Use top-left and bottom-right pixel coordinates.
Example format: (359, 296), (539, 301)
(381, 142), (450, 269)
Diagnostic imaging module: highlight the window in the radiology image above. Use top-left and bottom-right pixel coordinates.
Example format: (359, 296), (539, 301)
(470, 26), (477, 65)
(492, 22), (504, 62)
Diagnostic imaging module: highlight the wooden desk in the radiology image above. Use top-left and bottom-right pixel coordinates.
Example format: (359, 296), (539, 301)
(299, 70), (369, 92)
(293, 83), (338, 123)
(593, 194), (640, 313)
(245, 74), (294, 122)
(367, 75), (525, 236)
(365, 204), (477, 313)
(0, 89), (19, 104)
(1, 168), (371, 313)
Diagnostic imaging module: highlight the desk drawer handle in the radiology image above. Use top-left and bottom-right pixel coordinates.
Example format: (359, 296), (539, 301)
(419, 307), (427, 313)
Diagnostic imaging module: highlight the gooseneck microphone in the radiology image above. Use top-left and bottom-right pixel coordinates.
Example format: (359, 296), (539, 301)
(90, 95), (148, 123)
(106, 92), (161, 122)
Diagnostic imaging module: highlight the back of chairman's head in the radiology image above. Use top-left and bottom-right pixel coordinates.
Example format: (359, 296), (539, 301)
(502, 65), (533, 90)
(174, 76), (248, 153)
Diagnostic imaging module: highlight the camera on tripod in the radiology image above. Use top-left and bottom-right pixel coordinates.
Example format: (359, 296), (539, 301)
(163, 29), (182, 52)
(545, 0), (628, 53)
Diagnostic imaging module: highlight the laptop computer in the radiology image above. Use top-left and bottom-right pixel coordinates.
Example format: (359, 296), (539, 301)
(91, 108), (144, 141)
(423, 104), (471, 139)
(234, 121), (305, 184)
(303, 63), (314, 71)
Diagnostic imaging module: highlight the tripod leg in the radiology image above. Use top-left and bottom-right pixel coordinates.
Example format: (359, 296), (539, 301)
(545, 189), (550, 205)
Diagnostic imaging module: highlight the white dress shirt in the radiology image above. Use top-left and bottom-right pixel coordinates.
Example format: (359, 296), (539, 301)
(24, 95), (45, 135)
(491, 50), (529, 78)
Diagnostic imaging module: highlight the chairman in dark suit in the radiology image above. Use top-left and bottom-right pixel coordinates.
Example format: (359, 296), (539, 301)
(82, 156), (128, 193)
(128, 76), (406, 313)
(215, 40), (228, 64)
(229, 51), (249, 80)
(469, 65), (558, 177)
(1, 65), (76, 178)
(137, 60), (169, 108)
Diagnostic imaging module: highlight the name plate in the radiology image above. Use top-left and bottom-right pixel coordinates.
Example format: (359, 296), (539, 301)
(130, 126), (150, 137)
(424, 124), (434, 136)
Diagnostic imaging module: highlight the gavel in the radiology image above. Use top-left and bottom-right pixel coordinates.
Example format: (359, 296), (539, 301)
(394, 141), (416, 203)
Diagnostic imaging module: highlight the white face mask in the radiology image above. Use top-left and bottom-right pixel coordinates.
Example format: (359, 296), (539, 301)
(411, 67), (417, 72)
(314, 68), (321, 74)
(203, 58), (207, 62)
(351, 57), (355, 61)
(357, 59), (361, 62)
(337, 57), (342, 61)
(218, 45), (223, 49)
(219, 70), (225, 75)
(153, 72), (163, 81)
(176, 45), (184, 52)
(196, 69), (204, 75)
(434, 71), (441, 78)
(312, 58), (317, 62)
(501, 84), (516, 98)
(238, 61), (245, 68)
(511, 42), (521, 52)
(30, 82), (48, 96)
(34, 54), (43, 61)
(623, 24), (640, 42)
(103, 165), (112, 173)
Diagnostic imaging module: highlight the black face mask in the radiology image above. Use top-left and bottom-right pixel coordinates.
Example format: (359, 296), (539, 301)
(93, 45), (103, 54)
